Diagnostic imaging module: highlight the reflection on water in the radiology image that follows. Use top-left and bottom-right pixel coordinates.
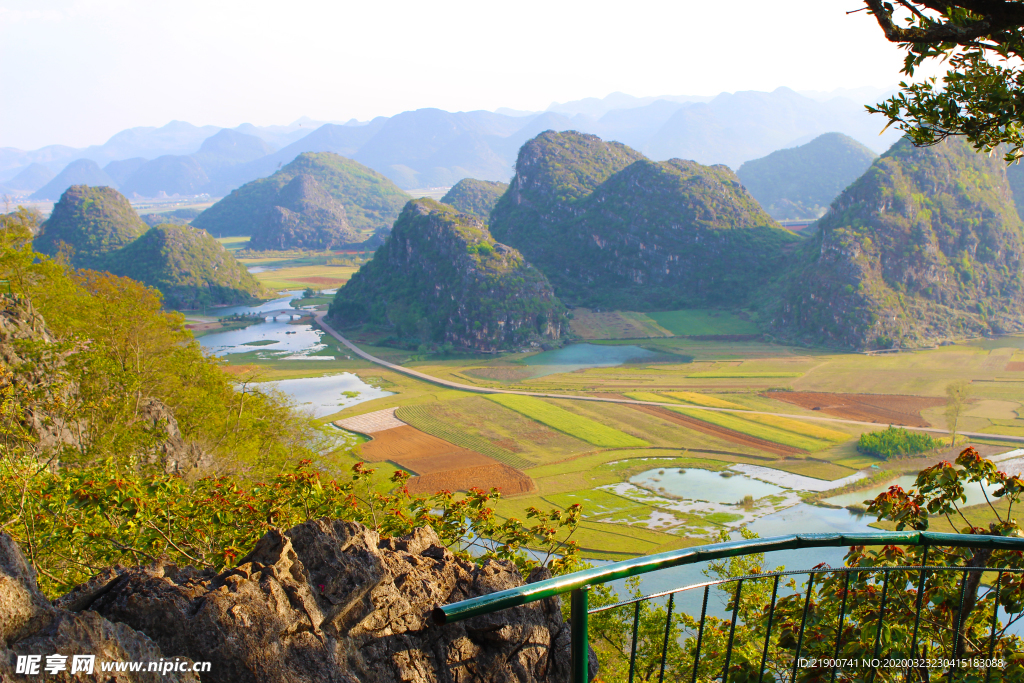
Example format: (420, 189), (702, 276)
(630, 468), (784, 504)
(522, 343), (682, 378)
(199, 321), (326, 357)
(264, 373), (393, 418)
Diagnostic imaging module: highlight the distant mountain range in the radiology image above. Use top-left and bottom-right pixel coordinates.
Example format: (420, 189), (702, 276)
(737, 133), (878, 220)
(1, 87), (901, 200)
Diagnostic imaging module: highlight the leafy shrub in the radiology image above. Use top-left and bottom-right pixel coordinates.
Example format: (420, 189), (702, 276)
(0, 458), (582, 597)
(857, 425), (938, 459)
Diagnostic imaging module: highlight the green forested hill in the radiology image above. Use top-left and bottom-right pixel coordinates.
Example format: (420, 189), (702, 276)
(489, 130), (796, 309)
(248, 173), (357, 250)
(767, 136), (1024, 349)
(490, 131), (644, 250)
(737, 133), (877, 220)
(329, 199), (566, 351)
(34, 185), (147, 266)
(440, 178), (508, 220)
(192, 152), (409, 242)
(102, 224), (268, 309)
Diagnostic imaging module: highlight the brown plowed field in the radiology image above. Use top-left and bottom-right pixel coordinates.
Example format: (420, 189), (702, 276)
(357, 425), (534, 494)
(1006, 362), (1024, 371)
(625, 403), (802, 457)
(294, 276), (350, 286)
(407, 464), (535, 495)
(764, 391), (945, 427)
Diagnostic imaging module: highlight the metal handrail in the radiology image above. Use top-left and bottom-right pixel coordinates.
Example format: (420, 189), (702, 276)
(433, 531), (1024, 683)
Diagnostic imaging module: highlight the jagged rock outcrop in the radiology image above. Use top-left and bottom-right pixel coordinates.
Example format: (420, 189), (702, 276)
(330, 199), (567, 351)
(1, 533), (200, 682)
(4, 520), (583, 683)
(767, 136), (1024, 349)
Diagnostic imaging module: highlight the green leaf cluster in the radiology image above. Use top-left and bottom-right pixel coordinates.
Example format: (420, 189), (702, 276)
(857, 425), (938, 459)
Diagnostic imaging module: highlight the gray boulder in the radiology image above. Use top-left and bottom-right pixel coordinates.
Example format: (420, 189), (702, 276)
(0, 532), (199, 682)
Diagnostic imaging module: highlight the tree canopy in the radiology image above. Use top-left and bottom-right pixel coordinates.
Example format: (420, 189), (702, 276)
(865, 0), (1024, 160)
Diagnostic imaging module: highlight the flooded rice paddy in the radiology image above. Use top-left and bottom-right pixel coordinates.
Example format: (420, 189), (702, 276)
(522, 343), (682, 377)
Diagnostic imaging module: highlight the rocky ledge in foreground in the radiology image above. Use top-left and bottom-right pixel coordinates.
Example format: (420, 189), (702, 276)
(2, 520), (591, 682)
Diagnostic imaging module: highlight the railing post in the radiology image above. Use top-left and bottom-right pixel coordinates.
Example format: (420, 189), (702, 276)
(570, 586), (590, 683)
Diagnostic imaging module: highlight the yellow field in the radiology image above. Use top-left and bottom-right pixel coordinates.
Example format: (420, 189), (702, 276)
(248, 264), (359, 291)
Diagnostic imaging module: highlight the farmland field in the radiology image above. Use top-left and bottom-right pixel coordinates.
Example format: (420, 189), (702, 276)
(224, 296), (1024, 559)
(670, 406), (836, 452)
(766, 391), (946, 427)
(486, 394), (649, 447)
(647, 309), (760, 336)
(570, 309), (673, 339)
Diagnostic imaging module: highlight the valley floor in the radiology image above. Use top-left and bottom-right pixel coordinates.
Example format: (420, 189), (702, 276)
(205, 268), (1024, 559)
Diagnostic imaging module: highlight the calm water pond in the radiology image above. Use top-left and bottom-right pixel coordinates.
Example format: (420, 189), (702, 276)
(264, 373), (393, 418)
(522, 343), (681, 378)
(199, 321), (327, 357)
(630, 468), (784, 503)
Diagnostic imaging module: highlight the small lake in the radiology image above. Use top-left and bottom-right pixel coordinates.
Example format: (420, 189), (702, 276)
(823, 474), (1003, 509)
(522, 343), (681, 378)
(263, 373), (393, 418)
(630, 468), (784, 503)
(199, 320), (327, 358)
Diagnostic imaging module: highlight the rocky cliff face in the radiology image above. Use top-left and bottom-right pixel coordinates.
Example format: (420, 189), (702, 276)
(248, 174), (358, 250)
(1, 534), (200, 682)
(767, 136), (1024, 349)
(330, 199), (567, 352)
(490, 131), (795, 309)
(33, 186), (147, 267)
(2, 521), (582, 683)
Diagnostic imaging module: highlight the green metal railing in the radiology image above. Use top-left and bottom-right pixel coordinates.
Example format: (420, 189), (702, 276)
(433, 531), (1024, 682)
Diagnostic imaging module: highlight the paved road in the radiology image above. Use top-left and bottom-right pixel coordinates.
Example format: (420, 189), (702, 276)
(315, 313), (1024, 444)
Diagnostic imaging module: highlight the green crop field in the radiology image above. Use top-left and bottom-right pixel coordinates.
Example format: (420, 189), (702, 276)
(395, 404), (532, 468)
(486, 395), (649, 448)
(647, 309), (760, 336)
(671, 407), (835, 451)
(664, 391), (746, 409)
(739, 413), (851, 442)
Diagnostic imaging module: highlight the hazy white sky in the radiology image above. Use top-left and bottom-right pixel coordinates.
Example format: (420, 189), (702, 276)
(1, 0), (910, 150)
